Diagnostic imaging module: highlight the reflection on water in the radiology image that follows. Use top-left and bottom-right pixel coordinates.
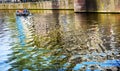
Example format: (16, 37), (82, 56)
(0, 10), (120, 71)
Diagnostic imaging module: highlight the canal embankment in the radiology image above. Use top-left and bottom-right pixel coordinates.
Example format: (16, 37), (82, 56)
(0, 0), (120, 13)
(74, 0), (120, 13)
(0, 0), (73, 10)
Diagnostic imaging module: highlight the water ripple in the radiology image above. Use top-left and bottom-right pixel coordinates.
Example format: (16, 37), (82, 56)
(0, 11), (120, 71)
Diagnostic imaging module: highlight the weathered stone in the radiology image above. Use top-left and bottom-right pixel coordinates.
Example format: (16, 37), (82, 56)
(74, 0), (120, 13)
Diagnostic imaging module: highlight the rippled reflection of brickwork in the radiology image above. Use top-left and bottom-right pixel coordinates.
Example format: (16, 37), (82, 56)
(1, 10), (119, 71)
(32, 11), (120, 71)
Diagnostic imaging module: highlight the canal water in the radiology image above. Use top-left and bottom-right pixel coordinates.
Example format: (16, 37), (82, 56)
(0, 10), (120, 71)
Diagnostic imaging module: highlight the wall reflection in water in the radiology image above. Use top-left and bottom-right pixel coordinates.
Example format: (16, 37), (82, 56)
(32, 11), (120, 71)
(7, 10), (120, 71)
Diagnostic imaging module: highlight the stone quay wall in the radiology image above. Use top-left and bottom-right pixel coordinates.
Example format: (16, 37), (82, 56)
(0, 0), (120, 13)
(74, 0), (120, 13)
(0, 0), (73, 10)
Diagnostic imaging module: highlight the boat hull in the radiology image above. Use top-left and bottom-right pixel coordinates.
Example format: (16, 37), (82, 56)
(16, 10), (30, 16)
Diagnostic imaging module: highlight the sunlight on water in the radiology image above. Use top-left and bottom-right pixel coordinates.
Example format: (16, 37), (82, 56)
(0, 10), (120, 71)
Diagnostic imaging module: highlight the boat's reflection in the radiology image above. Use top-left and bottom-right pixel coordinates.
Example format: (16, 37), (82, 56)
(16, 16), (34, 46)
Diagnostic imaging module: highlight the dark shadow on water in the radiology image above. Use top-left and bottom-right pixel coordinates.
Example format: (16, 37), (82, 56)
(52, 10), (61, 43)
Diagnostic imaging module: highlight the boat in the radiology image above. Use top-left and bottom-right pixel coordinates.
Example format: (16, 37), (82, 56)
(16, 9), (30, 16)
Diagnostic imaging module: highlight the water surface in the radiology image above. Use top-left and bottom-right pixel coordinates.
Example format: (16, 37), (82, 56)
(0, 10), (120, 71)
